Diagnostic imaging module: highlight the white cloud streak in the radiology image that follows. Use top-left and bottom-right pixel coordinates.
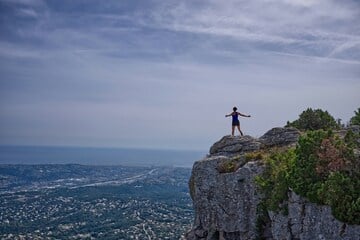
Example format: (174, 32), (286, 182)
(140, 0), (360, 62)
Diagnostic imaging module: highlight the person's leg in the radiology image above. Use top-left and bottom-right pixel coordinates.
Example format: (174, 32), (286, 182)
(237, 125), (243, 136)
(231, 126), (235, 136)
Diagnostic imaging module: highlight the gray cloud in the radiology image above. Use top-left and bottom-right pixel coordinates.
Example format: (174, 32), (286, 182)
(0, 0), (359, 150)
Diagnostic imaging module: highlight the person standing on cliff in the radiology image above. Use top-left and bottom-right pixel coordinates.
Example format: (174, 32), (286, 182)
(225, 107), (251, 136)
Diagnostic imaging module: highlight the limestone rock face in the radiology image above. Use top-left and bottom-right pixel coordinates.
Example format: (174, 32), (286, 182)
(186, 127), (360, 240)
(259, 127), (300, 147)
(188, 157), (263, 240)
(269, 192), (360, 240)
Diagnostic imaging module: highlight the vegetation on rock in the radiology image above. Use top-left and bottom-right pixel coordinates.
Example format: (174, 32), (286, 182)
(345, 129), (360, 148)
(256, 108), (360, 226)
(217, 159), (237, 173)
(245, 151), (265, 161)
(256, 129), (360, 224)
(286, 108), (339, 131)
(255, 149), (295, 214)
(350, 108), (360, 126)
(217, 156), (247, 173)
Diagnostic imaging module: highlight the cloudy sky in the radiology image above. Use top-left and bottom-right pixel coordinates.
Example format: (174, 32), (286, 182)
(0, 0), (359, 150)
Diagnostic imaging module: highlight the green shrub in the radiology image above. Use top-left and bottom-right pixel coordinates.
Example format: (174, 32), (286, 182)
(317, 172), (360, 224)
(256, 130), (359, 224)
(255, 148), (295, 213)
(350, 108), (360, 125)
(286, 108), (339, 131)
(289, 130), (328, 201)
(291, 130), (357, 201)
(344, 129), (360, 149)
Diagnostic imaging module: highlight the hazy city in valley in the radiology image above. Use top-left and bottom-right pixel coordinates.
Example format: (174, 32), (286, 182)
(0, 164), (193, 239)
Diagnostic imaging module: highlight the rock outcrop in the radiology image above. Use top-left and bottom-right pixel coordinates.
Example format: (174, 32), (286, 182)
(269, 191), (360, 240)
(209, 136), (261, 156)
(259, 127), (300, 148)
(186, 127), (360, 240)
(209, 127), (300, 157)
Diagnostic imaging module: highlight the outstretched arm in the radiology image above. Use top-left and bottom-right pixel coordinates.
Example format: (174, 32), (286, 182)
(225, 113), (233, 117)
(238, 112), (251, 117)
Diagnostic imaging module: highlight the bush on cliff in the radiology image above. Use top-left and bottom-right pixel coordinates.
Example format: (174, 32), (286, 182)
(256, 130), (360, 224)
(345, 129), (360, 148)
(350, 108), (360, 125)
(286, 108), (339, 131)
(255, 149), (295, 213)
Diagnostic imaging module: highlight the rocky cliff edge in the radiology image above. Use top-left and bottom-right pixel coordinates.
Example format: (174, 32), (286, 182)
(186, 127), (360, 240)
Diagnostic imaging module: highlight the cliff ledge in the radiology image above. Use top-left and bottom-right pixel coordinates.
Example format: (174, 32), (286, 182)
(186, 127), (360, 240)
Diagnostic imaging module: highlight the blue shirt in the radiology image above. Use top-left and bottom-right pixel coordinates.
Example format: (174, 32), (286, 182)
(232, 112), (239, 123)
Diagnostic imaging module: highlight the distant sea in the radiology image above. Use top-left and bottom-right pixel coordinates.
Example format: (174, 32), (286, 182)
(0, 145), (206, 168)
